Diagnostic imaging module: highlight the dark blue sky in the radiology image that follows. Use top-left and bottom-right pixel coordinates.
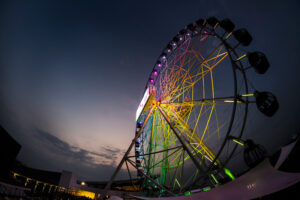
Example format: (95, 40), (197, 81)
(0, 0), (300, 180)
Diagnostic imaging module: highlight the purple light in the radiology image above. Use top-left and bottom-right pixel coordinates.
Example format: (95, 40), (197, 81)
(166, 44), (172, 53)
(161, 53), (167, 60)
(153, 70), (158, 76)
(156, 61), (162, 67)
(149, 78), (154, 83)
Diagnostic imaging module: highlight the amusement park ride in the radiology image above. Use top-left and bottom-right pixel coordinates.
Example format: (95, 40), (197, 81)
(102, 17), (293, 199)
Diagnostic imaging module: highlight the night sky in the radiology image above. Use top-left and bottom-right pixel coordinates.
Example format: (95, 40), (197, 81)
(0, 0), (300, 181)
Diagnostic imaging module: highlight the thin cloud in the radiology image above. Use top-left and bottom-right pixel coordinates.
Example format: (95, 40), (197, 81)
(35, 129), (122, 167)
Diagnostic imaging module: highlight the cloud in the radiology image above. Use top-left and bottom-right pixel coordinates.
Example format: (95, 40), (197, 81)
(35, 129), (122, 168)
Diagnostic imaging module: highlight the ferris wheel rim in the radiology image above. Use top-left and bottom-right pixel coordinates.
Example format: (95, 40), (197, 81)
(142, 23), (249, 170)
(136, 18), (254, 195)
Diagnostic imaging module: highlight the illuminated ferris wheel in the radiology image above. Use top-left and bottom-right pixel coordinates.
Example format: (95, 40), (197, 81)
(104, 17), (278, 197)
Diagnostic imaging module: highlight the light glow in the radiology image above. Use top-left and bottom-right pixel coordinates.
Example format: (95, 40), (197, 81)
(224, 168), (235, 180)
(232, 139), (244, 146)
(136, 88), (150, 121)
(241, 93), (254, 97)
(72, 190), (95, 199)
(224, 100), (242, 103)
(210, 174), (219, 184)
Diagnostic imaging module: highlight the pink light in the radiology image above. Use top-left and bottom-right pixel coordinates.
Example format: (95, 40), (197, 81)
(153, 70), (158, 76)
(149, 78), (154, 83)
(157, 61), (162, 67)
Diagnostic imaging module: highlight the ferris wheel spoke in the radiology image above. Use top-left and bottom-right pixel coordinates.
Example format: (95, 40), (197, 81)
(170, 157), (183, 191)
(189, 43), (227, 70)
(147, 147), (183, 170)
(157, 105), (220, 166)
(129, 146), (182, 159)
(163, 51), (228, 103)
(174, 38), (193, 67)
(190, 52), (228, 86)
(163, 42), (227, 98)
(186, 41), (226, 74)
(161, 97), (247, 107)
(196, 31), (211, 53)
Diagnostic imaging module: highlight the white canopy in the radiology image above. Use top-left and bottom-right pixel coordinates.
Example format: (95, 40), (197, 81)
(133, 139), (300, 200)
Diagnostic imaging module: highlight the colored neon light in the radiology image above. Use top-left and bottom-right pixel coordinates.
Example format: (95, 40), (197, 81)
(210, 174), (219, 184)
(232, 139), (244, 146)
(224, 100), (242, 103)
(236, 53), (247, 61)
(241, 93), (254, 97)
(224, 168), (235, 180)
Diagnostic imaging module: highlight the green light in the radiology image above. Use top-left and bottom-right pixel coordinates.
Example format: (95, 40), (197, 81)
(184, 191), (191, 196)
(224, 168), (235, 180)
(203, 187), (211, 192)
(232, 139), (244, 146)
(210, 174), (219, 184)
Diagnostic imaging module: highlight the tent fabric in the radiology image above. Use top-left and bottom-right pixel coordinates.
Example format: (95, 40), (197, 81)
(153, 159), (300, 200)
(131, 140), (300, 200)
(274, 140), (297, 169)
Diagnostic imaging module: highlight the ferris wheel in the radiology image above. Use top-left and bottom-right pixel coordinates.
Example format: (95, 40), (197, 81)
(104, 17), (279, 197)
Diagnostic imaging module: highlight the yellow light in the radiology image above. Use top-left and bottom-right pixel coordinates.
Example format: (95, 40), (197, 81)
(224, 100), (242, 103)
(73, 190), (95, 199)
(204, 155), (213, 162)
(236, 54), (247, 61)
(81, 181), (86, 186)
(232, 139), (244, 146)
(241, 94), (254, 97)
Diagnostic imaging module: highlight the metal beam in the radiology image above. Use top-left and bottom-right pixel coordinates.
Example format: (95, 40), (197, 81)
(102, 106), (155, 198)
(157, 105), (206, 175)
(127, 159), (176, 196)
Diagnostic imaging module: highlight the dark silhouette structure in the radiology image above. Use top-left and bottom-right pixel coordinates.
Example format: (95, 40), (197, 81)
(0, 125), (21, 179)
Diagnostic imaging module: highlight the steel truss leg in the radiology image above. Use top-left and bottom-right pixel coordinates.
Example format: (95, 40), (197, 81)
(126, 159), (176, 196)
(101, 106), (155, 199)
